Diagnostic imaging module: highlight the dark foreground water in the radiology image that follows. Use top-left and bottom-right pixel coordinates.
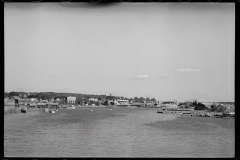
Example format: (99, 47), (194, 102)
(4, 107), (235, 157)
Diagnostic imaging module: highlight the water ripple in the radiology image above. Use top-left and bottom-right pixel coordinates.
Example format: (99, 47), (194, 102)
(4, 108), (234, 157)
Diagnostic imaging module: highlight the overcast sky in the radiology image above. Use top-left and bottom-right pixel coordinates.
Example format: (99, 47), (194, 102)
(4, 3), (235, 102)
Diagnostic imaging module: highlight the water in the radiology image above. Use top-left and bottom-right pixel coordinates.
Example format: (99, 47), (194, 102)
(4, 107), (235, 157)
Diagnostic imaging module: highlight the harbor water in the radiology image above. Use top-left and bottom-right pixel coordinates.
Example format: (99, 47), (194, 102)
(4, 107), (235, 157)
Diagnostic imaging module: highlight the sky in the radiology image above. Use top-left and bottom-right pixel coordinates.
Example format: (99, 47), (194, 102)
(4, 3), (235, 102)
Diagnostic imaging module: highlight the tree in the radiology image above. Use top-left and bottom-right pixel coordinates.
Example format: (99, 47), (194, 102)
(150, 98), (156, 102)
(134, 97), (139, 102)
(9, 91), (18, 97)
(146, 97), (150, 102)
(139, 97), (145, 103)
(4, 92), (9, 98)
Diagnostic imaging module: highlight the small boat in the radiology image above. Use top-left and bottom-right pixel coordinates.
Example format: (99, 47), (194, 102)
(20, 108), (27, 113)
(204, 114), (210, 117)
(66, 106), (75, 109)
(55, 109), (58, 111)
(49, 110), (55, 114)
(222, 116), (234, 119)
(214, 115), (223, 118)
(44, 108), (49, 112)
(223, 112), (235, 118)
(157, 111), (164, 113)
(176, 112), (183, 115)
(110, 108), (112, 110)
(90, 110), (93, 112)
(181, 112), (193, 116)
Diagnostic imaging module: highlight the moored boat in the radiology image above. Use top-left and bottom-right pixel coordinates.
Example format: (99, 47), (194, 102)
(181, 112), (193, 116)
(44, 108), (49, 112)
(214, 115), (223, 118)
(66, 107), (75, 109)
(176, 112), (183, 115)
(222, 112), (235, 119)
(20, 108), (27, 113)
(222, 116), (234, 119)
(49, 110), (55, 113)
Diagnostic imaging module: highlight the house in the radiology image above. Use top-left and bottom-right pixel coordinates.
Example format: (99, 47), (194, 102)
(4, 98), (16, 110)
(30, 98), (38, 102)
(49, 98), (55, 103)
(54, 98), (61, 103)
(12, 96), (20, 106)
(4, 97), (15, 106)
(57, 98), (65, 105)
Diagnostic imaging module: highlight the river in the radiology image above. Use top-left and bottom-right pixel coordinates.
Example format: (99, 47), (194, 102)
(4, 107), (235, 157)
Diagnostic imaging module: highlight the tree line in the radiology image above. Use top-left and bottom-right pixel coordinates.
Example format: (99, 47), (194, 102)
(5, 91), (157, 103)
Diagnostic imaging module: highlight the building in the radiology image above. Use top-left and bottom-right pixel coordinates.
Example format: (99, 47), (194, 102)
(193, 102), (207, 110)
(4, 97), (15, 106)
(37, 103), (47, 108)
(36, 102), (59, 108)
(88, 98), (98, 102)
(65, 96), (76, 104)
(55, 98), (61, 103)
(115, 99), (130, 107)
(30, 98), (38, 102)
(223, 105), (235, 114)
(47, 102), (59, 108)
(49, 98), (55, 103)
(12, 96), (20, 106)
(57, 98), (65, 105)
(161, 101), (178, 108)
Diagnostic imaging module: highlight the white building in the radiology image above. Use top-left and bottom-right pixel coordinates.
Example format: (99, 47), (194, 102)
(66, 96), (76, 104)
(89, 98), (98, 102)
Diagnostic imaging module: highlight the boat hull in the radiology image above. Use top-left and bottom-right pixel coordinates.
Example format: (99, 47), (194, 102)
(20, 109), (27, 113)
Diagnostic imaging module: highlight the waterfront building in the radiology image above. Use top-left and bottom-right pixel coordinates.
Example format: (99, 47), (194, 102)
(115, 99), (130, 107)
(65, 96), (76, 104)
(89, 98), (98, 102)
(4, 97), (15, 106)
(47, 102), (59, 108)
(161, 101), (178, 108)
(193, 102), (208, 110)
(37, 103), (47, 108)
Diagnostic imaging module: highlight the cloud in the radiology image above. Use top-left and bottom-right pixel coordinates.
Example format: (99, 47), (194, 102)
(133, 74), (149, 80)
(177, 67), (200, 73)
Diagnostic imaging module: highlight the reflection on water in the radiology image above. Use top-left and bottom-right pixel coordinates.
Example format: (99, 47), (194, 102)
(4, 107), (234, 157)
